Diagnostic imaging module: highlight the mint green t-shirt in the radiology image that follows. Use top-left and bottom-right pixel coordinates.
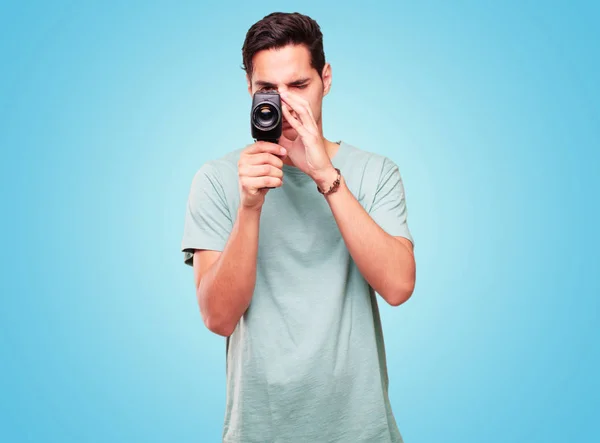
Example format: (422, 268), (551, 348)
(181, 141), (414, 443)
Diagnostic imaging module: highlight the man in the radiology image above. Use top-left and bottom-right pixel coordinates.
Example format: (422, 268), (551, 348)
(181, 11), (416, 443)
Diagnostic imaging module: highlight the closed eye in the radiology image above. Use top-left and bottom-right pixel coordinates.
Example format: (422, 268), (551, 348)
(258, 83), (308, 92)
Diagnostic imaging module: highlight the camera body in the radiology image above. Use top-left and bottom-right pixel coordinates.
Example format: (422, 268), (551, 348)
(251, 90), (282, 143)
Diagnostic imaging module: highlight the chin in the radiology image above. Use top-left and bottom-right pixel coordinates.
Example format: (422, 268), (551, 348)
(282, 127), (299, 141)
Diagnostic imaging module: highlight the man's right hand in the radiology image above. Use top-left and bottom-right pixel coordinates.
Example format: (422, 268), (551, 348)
(238, 141), (287, 210)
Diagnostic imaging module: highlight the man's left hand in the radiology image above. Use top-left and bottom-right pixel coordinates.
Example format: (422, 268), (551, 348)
(279, 91), (336, 185)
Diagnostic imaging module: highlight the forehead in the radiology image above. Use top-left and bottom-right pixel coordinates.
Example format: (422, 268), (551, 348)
(251, 44), (315, 83)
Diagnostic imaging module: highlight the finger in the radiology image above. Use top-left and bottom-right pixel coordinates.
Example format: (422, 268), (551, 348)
(242, 175), (283, 190)
(281, 93), (317, 132)
(239, 164), (284, 179)
(291, 93), (315, 120)
(281, 90), (311, 113)
(244, 152), (284, 168)
(281, 93), (309, 121)
(283, 98), (318, 136)
(245, 141), (287, 156)
(282, 103), (311, 138)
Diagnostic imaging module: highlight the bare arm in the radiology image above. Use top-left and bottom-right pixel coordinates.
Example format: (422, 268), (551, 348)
(316, 169), (416, 306)
(278, 90), (415, 306)
(191, 141), (285, 337)
(194, 206), (263, 337)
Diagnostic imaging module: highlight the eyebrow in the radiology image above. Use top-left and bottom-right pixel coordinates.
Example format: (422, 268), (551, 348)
(255, 78), (311, 88)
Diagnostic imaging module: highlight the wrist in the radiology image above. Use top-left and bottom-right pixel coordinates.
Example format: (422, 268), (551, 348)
(313, 166), (338, 190)
(239, 203), (263, 216)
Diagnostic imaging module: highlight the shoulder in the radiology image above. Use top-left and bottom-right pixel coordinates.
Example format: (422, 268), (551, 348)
(186, 146), (249, 213)
(190, 145), (248, 189)
(340, 141), (400, 182)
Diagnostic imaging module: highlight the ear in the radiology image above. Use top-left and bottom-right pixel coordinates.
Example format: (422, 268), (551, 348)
(322, 63), (332, 97)
(246, 74), (253, 96)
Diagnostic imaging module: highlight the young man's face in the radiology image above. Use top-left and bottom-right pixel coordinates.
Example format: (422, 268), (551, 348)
(247, 44), (331, 142)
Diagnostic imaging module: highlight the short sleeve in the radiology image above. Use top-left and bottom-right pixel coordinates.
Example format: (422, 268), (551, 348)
(181, 163), (233, 266)
(368, 157), (414, 247)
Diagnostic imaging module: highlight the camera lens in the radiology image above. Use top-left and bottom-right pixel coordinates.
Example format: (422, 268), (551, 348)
(253, 103), (280, 129)
(261, 106), (273, 117)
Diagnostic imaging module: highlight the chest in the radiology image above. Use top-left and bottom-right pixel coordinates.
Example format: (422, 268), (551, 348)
(257, 183), (346, 267)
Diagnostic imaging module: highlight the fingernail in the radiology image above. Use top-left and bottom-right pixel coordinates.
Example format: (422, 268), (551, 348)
(280, 147), (287, 154)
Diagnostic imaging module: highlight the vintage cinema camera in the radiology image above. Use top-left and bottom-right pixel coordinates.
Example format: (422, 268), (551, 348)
(251, 90), (282, 143)
(250, 90), (284, 190)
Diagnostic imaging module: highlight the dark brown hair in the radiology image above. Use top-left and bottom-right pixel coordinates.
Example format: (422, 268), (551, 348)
(242, 12), (326, 80)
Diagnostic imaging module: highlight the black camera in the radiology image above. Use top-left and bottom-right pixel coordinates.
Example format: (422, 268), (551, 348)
(251, 90), (282, 143)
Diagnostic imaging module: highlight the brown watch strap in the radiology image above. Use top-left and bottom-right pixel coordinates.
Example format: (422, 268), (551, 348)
(317, 168), (341, 195)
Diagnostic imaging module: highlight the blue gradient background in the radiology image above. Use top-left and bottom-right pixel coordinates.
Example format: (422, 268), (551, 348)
(1, 1), (598, 442)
